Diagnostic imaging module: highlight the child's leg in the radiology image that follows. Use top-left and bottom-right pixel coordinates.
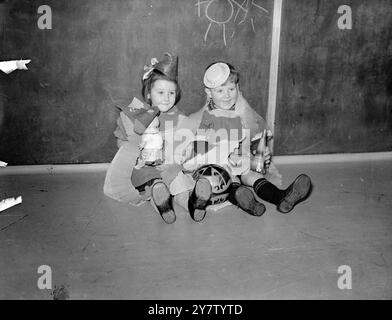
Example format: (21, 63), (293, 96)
(253, 174), (312, 213)
(173, 179), (212, 222)
(173, 191), (190, 211)
(169, 172), (212, 222)
(169, 171), (192, 211)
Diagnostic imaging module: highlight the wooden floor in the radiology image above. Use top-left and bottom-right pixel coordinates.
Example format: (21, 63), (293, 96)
(0, 159), (391, 299)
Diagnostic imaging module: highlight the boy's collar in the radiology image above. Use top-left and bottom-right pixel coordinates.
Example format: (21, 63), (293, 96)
(208, 99), (236, 111)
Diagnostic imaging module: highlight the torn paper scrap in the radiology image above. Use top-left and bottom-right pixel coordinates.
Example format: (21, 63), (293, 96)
(0, 161), (7, 167)
(0, 196), (22, 212)
(0, 60), (31, 74)
(128, 97), (145, 110)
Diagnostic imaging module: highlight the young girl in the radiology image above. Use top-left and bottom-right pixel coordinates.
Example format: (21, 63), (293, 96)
(185, 62), (312, 219)
(104, 53), (212, 224)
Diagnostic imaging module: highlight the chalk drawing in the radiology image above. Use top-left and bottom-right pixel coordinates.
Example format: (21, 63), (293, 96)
(195, 0), (269, 46)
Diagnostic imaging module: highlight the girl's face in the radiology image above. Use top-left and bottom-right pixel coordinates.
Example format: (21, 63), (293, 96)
(148, 79), (177, 112)
(206, 81), (239, 110)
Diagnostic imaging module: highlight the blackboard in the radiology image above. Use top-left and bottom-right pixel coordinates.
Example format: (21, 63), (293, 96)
(0, 0), (273, 165)
(1, 0), (391, 165)
(275, 0), (392, 155)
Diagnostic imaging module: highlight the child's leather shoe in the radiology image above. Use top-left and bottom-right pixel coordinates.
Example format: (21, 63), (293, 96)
(188, 178), (212, 222)
(277, 174), (312, 213)
(230, 183), (266, 217)
(151, 180), (176, 224)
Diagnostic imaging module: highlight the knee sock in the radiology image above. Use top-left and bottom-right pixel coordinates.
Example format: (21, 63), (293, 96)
(253, 178), (285, 205)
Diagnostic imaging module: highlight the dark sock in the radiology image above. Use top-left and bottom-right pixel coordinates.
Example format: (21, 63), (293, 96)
(253, 178), (285, 205)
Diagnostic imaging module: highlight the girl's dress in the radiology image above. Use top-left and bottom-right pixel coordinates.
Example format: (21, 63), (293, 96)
(104, 98), (197, 205)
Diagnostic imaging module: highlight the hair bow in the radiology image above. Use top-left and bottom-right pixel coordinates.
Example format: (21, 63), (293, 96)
(142, 57), (159, 80)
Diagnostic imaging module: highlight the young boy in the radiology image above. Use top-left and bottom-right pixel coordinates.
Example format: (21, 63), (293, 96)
(185, 62), (312, 219)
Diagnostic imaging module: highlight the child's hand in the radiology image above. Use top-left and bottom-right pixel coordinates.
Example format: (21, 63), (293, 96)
(173, 154), (186, 165)
(228, 152), (244, 167)
(135, 157), (145, 169)
(264, 146), (272, 169)
(179, 141), (194, 164)
(184, 142), (194, 160)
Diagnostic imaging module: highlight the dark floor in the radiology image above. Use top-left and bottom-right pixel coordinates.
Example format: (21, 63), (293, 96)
(0, 160), (391, 299)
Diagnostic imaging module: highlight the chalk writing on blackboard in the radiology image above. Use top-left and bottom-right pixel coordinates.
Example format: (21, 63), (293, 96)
(195, 0), (269, 46)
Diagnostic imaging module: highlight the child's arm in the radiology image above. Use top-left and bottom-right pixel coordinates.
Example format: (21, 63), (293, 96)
(228, 130), (272, 174)
(250, 129), (273, 155)
(250, 130), (272, 174)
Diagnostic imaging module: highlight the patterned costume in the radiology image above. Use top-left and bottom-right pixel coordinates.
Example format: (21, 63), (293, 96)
(185, 90), (282, 186)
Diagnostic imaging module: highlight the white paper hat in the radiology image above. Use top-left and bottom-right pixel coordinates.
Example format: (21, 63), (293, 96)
(203, 62), (230, 88)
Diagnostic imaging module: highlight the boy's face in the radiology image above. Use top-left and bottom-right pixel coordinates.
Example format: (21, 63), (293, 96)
(148, 79), (177, 112)
(206, 81), (239, 110)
